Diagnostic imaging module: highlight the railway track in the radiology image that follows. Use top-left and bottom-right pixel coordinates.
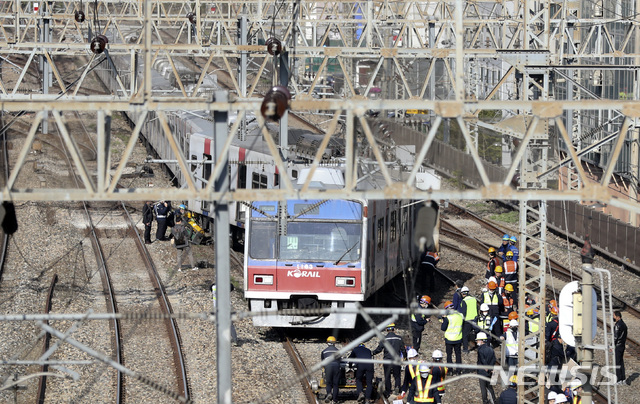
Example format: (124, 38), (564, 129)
(35, 273), (58, 404)
(441, 204), (638, 404)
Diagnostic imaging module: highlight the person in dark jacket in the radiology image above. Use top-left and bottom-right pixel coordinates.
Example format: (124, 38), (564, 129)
(613, 310), (628, 384)
(498, 375), (518, 404)
(142, 201), (154, 244)
(350, 343), (374, 403)
(154, 200), (170, 241)
(171, 215), (198, 271)
(322, 336), (341, 404)
(476, 332), (497, 404)
(411, 295), (432, 352)
(419, 251), (440, 291)
(372, 323), (403, 397)
(452, 280), (464, 311)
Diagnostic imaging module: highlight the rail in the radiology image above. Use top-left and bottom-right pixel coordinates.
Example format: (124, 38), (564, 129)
(35, 274), (58, 404)
(122, 203), (190, 401)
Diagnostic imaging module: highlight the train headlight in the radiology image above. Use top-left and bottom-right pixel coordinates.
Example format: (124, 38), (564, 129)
(335, 277), (355, 287)
(253, 275), (273, 285)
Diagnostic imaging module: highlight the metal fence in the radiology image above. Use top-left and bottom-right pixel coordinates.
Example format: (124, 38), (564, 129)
(376, 118), (639, 267)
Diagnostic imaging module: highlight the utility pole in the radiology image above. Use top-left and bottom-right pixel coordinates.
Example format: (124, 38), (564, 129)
(579, 238), (596, 404)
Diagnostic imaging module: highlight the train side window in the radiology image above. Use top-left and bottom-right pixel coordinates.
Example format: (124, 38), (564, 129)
(274, 173), (279, 187)
(202, 154), (212, 181)
(377, 217), (384, 251)
(252, 172), (268, 189)
(292, 170), (298, 179)
(238, 164), (247, 189)
(390, 210), (397, 241)
(402, 207), (408, 235)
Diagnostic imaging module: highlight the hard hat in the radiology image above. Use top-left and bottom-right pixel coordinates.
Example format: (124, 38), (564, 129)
(506, 250), (514, 257)
(179, 204), (186, 209)
(494, 266), (503, 273)
(549, 299), (557, 307)
(526, 309), (534, 316)
(570, 378), (584, 390)
(508, 311), (519, 321)
(555, 394), (568, 403)
(327, 336), (336, 343)
(488, 276), (497, 284)
(407, 348), (418, 359)
(509, 375), (518, 385)
(444, 301), (454, 309)
(505, 284), (514, 292)
(461, 286), (469, 293)
(502, 234), (510, 241)
(432, 349), (443, 359)
(488, 281), (497, 290)
(547, 391), (558, 400)
(386, 323), (396, 330)
(509, 319), (518, 327)
(420, 295), (431, 305)
(550, 306), (558, 315)
(418, 364), (430, 374)
(510, 236), (517, 243)
(480, 303), (489, 312)
(488, 247), (496, 253)
(476, 332), (488, 340)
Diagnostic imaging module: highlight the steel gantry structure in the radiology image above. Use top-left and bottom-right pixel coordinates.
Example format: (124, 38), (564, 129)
(1, 1), (638, 403)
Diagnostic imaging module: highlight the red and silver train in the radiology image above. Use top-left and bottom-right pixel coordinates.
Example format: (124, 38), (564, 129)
(97, 46), (442, 329)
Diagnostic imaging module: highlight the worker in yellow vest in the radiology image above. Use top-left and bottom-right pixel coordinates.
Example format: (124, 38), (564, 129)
(440, 301), (463, 374)
(460, 287), (478, 353)
(406, 364), (440, 403)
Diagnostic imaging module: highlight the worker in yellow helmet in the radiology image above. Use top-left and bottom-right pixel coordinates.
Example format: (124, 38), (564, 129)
(321, 336), (341, 404)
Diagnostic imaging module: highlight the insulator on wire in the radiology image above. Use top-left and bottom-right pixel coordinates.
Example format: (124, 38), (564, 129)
(265, 37), (282, 56)
(261, 86), (291, 121)
(74, 10), (85, 23)
(90, 34), (108, 54)
(186, 12), (196, 24)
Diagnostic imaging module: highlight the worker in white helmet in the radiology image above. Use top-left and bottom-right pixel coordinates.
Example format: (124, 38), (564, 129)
(475, 332), (496, 404)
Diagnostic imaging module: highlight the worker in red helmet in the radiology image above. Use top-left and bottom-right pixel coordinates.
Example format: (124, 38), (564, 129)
(321, 336), (341, 404)
(419, 250), (440, 292)
(482, 281), (503, 318)
(411, 295), (432, 352)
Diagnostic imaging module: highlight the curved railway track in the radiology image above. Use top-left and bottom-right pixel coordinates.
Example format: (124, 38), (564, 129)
(35, 273), (58, 404)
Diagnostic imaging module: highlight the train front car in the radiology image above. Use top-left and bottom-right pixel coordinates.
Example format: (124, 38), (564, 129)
(245, 199), (365, 328)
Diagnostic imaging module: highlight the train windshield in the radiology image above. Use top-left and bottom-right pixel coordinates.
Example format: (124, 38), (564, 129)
(279, 222), (361, 261)
(249, 200), (363, 262)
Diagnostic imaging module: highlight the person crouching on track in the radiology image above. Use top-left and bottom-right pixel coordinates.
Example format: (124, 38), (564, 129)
(372, 323), (403, 397)
(411, 295), (432, 352)
(349, 343), (374, 404)
(171, 215), (198, 272)
(406, 364), (441, 403)
(440, 301), (463, 373)
(322, 336), (341, 404)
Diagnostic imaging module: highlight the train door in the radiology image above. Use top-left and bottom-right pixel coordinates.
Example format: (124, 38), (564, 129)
(201, 153), (212, 213)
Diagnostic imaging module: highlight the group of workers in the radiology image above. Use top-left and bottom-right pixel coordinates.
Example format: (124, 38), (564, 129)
(321, 230), (630, 403)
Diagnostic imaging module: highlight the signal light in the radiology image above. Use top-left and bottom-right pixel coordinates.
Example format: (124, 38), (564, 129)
(336, 277), (355, 287)
(253, 274), (273, 285)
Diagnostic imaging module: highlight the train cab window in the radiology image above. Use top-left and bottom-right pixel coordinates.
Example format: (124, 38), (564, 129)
(390, 211), (397, 241)
(238, 164), (247, 189)
(249, 221), (277, 259)
(252, 172), (268, 189)
(377, 217), (384, 251)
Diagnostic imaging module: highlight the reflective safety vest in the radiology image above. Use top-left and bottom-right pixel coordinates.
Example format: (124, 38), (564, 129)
(463, 296), (478, 321)
(422, 251), (440, 263)
(478, 314), (494, 331)
(444, 312), (463, 342)
(502, 294), (514, 311)
(528, 318), (539, 333)
(414, 373), (435, 402)
(505, 329), (518, 356)
(433, 365), (447, 391)
(573, 396), (582, 404)
(495, 275), (506, 289)
(487, 256), (501, 272)
(483, 291), (499, 306)
(503, 260), (518, 277)
(408, 363), (419, 379)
